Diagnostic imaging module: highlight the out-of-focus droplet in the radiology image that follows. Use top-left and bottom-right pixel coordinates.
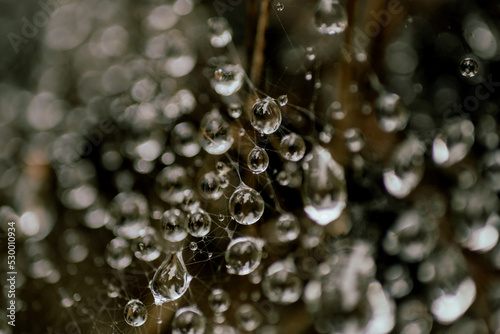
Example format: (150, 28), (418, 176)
(327, 101), (345, 120)
(383, 138), (425, 198)
(302, 146), (346, 225)
(187, 209), (211, 237)
(208, 17), (232, 48)
(459, 57), (479, 78)
(276, 2), (284, 11)
(375, 92), (408, 132)
(132, 227), (161, 262)
(147, 5), (178, 31)
(161, 209), (188, 242)
(483, 150), (500, 191)
(314, 0), (348, 35)
(262, 259), (303, 304)
(225, 237), (263, 275)
(208, 288), (231, 313)
(250, 97), (282, 135)
(199, 171), (224, 200)
(172, 306), (206, 334)
(106, 237), (132, 270)
(280, 133), (306, 162)
(383, 210), (438, 262)
(343, 128), (365, 153)
(200, 109), (234, 155)
(229, 186), (265, 225)
(227, 103), (243, 118)
(211, 64), (244, 96)
(383, 264), (413, 299)
(59, 229), (89, 263)
(108, 192), (149, 239)
(236, 304), (263, 331)
(396, 299), (433, 334)
(432, 118), (474, 167)
(171, 122), (201, 158)
(150, 252), (192, 304)
(156, 165), (191, 204)
(248, 147), (269, 174)
(124, 299), (147, 327)
(274, 213), (300, 242)
(277, 170), (291, 186)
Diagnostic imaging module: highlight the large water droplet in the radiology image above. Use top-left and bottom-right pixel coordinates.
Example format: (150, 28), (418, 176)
(225, 237), (263, 275)
(375, 92), (408, 132)
(172, 306), (206, 334)
(161, 209), (188, 242)
(229, 186), (265, 225)
(262, 259), (303, 304)
(149, 252), (192, 304)
(210, 64), (244, 96)
(124, 299), (147, 327)
(248, 147), (269, 174)
(432, 118), (474, 167)
(314, 0), (348, 35)
(200, 109), (234, 155)
(302, 146), (347, 225)
(280, 133), (306, 162)
(187, 209), (211, 237)
(250, 97), (282, 135)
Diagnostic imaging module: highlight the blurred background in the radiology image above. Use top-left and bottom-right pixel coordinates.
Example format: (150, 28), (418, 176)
(1, 0), (500, 333)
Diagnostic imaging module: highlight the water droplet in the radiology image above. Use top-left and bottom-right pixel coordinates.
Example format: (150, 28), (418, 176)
(210, 64), (244, 96)
(343, 128), (365, 153)
(383, 138), (426, 198)
(171, 122), (201, 158)
(383, 210), (438, 262)
(209, 288), (231, 313)
(208, 17), (232, 48)
(327, 101), (345, 120)
(314, 0), (348, 35)
(305, 71), (313, 81)
(59, 229), (89, 263)
(199, 171), (224, 200)
(173, 306), (206, 334)
(189, 242), (198, 251)
(432, 118), (474, 167)
(106, 237), (132, 270)
(277, 95), (288, 106)
(250, 97), (282, 135)
(161, 209), (188, 242)
(459, 57), (478, 78)
(156, 166), (192, 204)
(149, 252), (192, 304)
(200, 109), (234, 155)
(262, 259), (303, 304)
(229, 186), (265, 225)
(280, 133), (306, 162)
(132, 227), (161, 262)
(248, 147), (270, 174)
(187, 209), (211, 237)
(302, 146), (347, 225)
(225, 237), (263, 275)
(108, 192), (149, 239)
(274, 213), (300, 242)
(227, 103), (243, 118)
(236, 304), (263, 331)
(276, 2), (284, 11)
(375, 92), (408, 132)
(276, 170), (291, 186)
(124, 299), (147, 327)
